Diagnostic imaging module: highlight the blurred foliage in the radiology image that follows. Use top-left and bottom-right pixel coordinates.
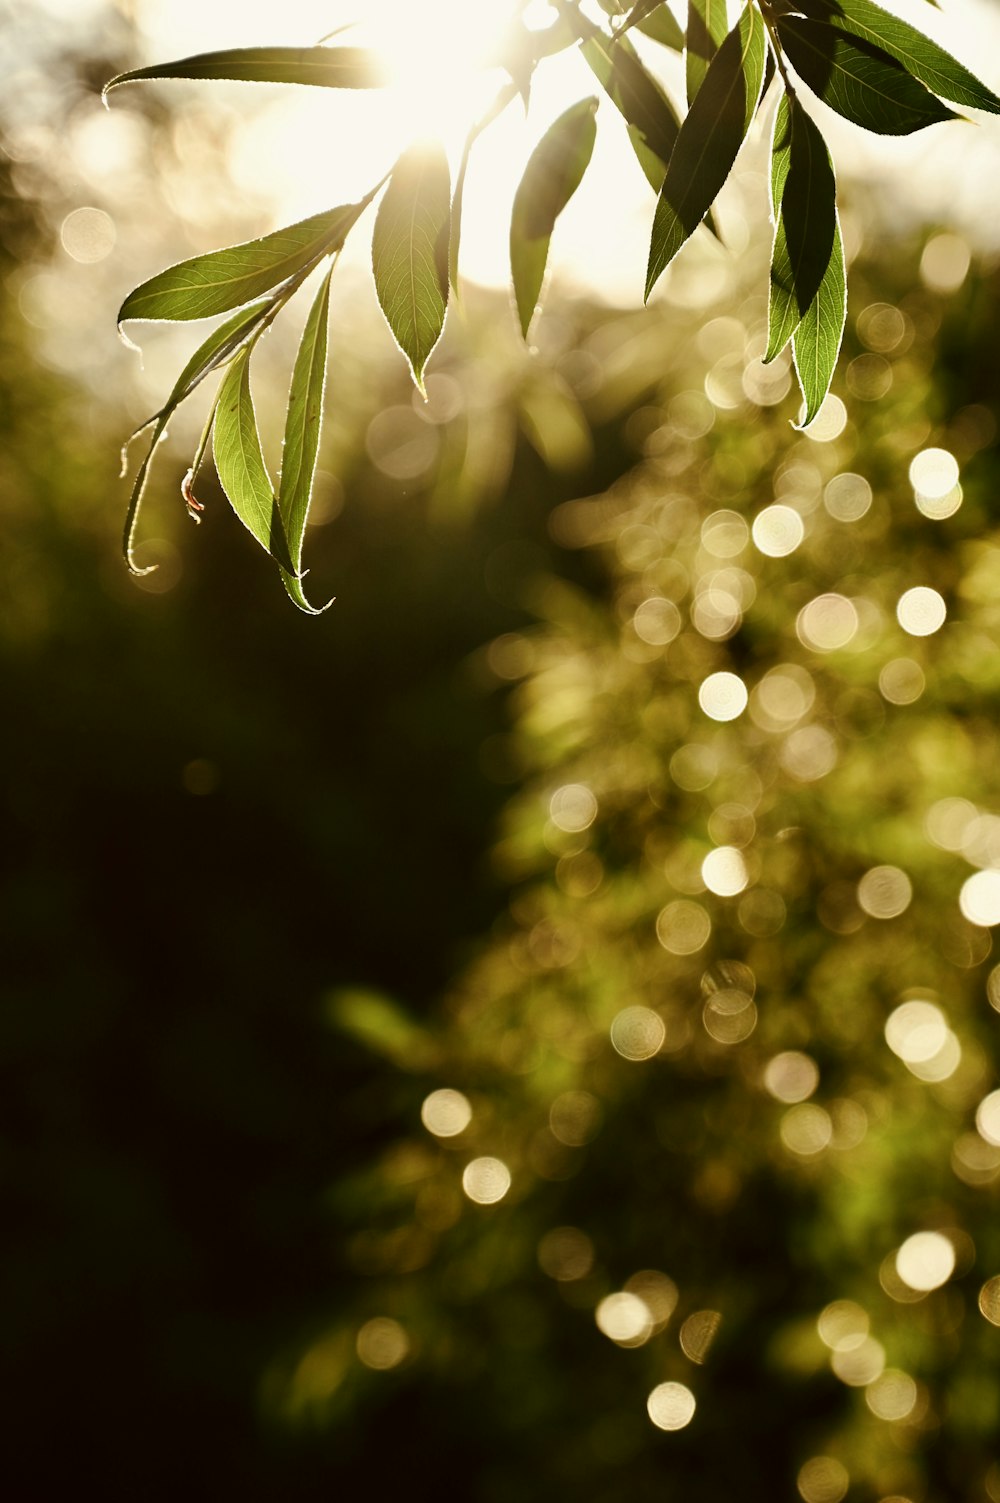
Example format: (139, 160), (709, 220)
(5, 14), (1000, 1503)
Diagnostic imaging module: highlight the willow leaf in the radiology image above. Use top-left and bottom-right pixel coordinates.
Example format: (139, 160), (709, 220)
(687, 0), (730, 104)
(119, 200), (368, 328)
(104, 46), (388, 98)
(799, 0), (1000, 114)
(213, 348), (296, 572)
(792, 211), (847, 427)
(618, 2), (685, 51)
(510, 99), (598, 338)
(277, 268), (334, 613)
(646, 4), (766, 298)
(777, 16), (956, 133)
(121, 301), (271, 574)
(371, 142), (451, 393)
(580, 29), (682, 189)
(766, 95), (837, 362)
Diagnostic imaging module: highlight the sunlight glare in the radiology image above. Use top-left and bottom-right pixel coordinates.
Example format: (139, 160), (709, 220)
(371, 0), (521, 146)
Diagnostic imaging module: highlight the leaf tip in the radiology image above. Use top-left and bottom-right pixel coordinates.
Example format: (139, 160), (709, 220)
(116, 318), (142, 356)
(124, 546), (158, 579)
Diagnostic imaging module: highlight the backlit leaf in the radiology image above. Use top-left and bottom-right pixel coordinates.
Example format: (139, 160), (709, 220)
(119, 200), (369, 327)
(618, 2), (685, 51)
(511, 98), (598, 338)
(213, 347), (296, 572)
(792, 211), (847, 427)
(687, 0), (730, 104)
(372, 142), (451, 393)
(766, 95), (837, 362)
(799, 0), (1000, 114)
(277, 267), (335, 614)
(646, 4), (766, 298)
(777, 16), (957, 133)
(104, 45), (388, 98)
(121, 300), (271, 574)
(580, 28), (682, 190)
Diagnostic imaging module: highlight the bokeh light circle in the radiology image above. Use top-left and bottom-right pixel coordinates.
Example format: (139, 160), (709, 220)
(752, 504), (804, 557)
(462, 1156), (511, 1204)
(656, 900), (711, 955)
(647, 1381), (696, 1431)
(909, 447), (959, 499)
(896, 587), (946, 637)
(797, 594), (858, 652)
(976, 1090), (1000, 1147)
(857, 866), (912, 919)
(979, 1276), (1000, 1326)
(698, 671), (748, 721)
(797, 1455), (849, 1503)
(611, 1006), (665, 1060)
(421, 1088), (473, 1137)
(357, 1317), (409, 1370)
(701, 845), (749, 896)
(595, 1292), (653, 1346)
(895, 1231), (955, 1291)
(960, 871), (1000, 927)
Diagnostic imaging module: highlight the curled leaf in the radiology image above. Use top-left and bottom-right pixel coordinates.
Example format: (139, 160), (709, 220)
(121, 300), (271, 573)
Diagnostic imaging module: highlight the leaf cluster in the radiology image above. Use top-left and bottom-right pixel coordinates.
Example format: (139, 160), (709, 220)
(107, 0), (999, 606)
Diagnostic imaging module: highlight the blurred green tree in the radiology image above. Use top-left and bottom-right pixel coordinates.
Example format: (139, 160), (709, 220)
(4, 6), (1000, 1503)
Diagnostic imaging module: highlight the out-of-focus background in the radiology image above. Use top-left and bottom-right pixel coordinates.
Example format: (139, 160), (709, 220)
(5, 2), (1000, 1499)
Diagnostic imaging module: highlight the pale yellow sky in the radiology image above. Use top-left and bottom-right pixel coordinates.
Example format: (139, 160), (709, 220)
(36, 0), (1000, 304)
(44, 0), (980, 302)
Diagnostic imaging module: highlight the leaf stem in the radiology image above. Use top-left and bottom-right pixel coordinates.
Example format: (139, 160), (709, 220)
(758, 1), (796, 96)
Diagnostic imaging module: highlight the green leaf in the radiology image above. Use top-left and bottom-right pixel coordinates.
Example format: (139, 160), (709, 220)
(799, 0), (1000, 115)
(580, 28), (682, 190)
(510, 98), (598, 338)
(121, 300), (271, 574)
(618, 2), (685, 51)
(104, 45), (388, 98)
(766, 95), (837, 362)
(687, 0), (730, 104)
(371, 142), (451, 393)
(128, 300), (272, 445)
(776, 16), (957, 134)
(213, 347), (296, 572)
(646, 4), (766, 298)
(792, 208), (847, 428)
(277, 268), (335, 614)
(119, 200), (369, 327)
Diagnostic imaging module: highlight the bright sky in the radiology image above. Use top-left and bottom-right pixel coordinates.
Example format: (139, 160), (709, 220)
(43, 0), (1000, 301)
